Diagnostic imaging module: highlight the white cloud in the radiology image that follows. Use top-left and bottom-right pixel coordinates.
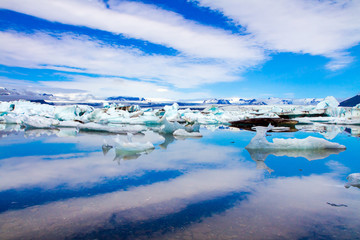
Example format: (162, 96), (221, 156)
(0, 31), (245, 94)
(0, 0), (264, 63)
(193, 0), (360, 69)
(40, 75), (210, 100)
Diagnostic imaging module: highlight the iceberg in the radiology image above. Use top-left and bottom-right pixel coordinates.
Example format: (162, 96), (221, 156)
(345, 173), (360, 189)
(173, 129), (203, 138)
(115, 133), (155, 153)
(78, 123), (146, 134)
(159, 117), (185, 134)
(315, 96), (341, 117)
(163, 103), (180, 122)
(54, 105), (94, 121)
(245, 125), (346, 150)
(21, 116), (59, 129)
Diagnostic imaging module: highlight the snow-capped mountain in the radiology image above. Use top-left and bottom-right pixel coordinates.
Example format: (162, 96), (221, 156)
(0, 87), (53, 101)
(203, 97), (323, 105)
(261, 97), (323, 105)
(339, 94), (360, 107)
(106, 96), (146, 101)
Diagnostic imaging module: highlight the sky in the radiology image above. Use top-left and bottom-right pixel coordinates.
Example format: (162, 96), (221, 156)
(0, 0), (360, 100)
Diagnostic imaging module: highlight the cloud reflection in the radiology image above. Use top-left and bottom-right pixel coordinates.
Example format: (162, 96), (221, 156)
(0, 167), (260, 240)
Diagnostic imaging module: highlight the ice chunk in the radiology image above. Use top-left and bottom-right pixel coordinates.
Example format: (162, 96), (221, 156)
(163, 103), (180, 121)
(21, 116), (59, 129)
(56, 128), (79, 137)
(173, 129), (203, 138)
(54, 120), (81, 128)
(185, 122), (200, 132)
(159, 117), (184, 134)
(0, 102), (15, 112)
(54, 105), (94, 121)
(246, 125), (346, 150)
(3, 114), (24, 124)
(345, 173), (360, 189)
(315, 96), (340, 117)
(78, 122), (146, 134)
(115, 133), (155, 153)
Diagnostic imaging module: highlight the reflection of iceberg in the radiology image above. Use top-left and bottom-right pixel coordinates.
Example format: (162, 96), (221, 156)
(245, 126), (346, 150)
(246, 149), (274, 173)
(345, 173), (360, 189)
(78, 122), (145, 134)
(102, 143), (113, 156)
(159, 133), (175, 149)
(114, 148), (153, 162)
(247, 148), (345, 162)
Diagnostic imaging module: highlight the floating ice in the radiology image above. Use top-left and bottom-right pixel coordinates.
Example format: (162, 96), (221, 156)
(78, 122), (146, 134)
(163, 103), (180, 122)
(21, 116), (59, 129)
(115, 133), (155, 153)
(345, 173), (360, 189)
(315, 96), (341, 117)
(245, 125), (346, 150)
(159, 117), (184, 134)
(173, 129), (203, 138)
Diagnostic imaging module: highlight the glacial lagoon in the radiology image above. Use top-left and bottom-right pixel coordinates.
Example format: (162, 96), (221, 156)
(0, 124), (360, 240)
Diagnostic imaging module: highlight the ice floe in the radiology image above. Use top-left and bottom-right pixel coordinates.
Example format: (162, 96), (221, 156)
(115, 133), (155, 153)
(173, 129), (203, 138)
(0, 96), (359, 135)
(245, 125), (346, 150)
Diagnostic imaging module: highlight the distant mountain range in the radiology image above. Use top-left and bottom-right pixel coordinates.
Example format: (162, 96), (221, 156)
(203, 97), (323, 105)
(3, 87), (359, 107)
(339, 94), (360, 107)
(106, 96), (146, 101)
(0, 87), (53, 102)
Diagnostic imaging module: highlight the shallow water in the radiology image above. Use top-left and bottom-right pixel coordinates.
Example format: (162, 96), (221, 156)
(0, 124), (360, 240)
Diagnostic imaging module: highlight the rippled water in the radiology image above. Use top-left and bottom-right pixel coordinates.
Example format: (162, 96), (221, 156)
(0, 124), (360, 240)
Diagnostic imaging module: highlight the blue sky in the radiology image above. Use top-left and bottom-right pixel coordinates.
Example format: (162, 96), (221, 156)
(0, 0), (359, 100)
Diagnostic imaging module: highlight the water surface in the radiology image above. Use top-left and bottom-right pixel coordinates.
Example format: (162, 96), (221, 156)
(0, 125), (360, 239)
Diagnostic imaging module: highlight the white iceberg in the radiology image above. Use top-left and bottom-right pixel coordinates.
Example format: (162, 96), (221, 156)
(173, 129), (203, 138)
(115, 133), (155, 153)
(345, 173), (360, 189)
(163, 103), (180, 122)
(78, 122), (145, 134)
(21, 116), (59, 129)
(315, 96), (343, 117)
(245, 125), (346, 150)
(159, 117), (184, 134)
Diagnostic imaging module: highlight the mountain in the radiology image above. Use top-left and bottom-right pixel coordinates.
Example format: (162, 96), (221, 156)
(106, 96), (146, 101)
(0, 87), (53, 101)
(203, 99), (231, 104)
(339, 94), (360, 107)
(202, 97), (322, 106)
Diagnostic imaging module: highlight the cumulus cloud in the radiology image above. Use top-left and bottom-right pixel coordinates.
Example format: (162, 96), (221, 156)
(0, 31), (245, 91)
(193, 0), (360, 69)
(0, 0), (264, 62)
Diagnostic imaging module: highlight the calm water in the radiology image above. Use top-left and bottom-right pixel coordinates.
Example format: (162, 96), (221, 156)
(0, 124), (360, 240)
